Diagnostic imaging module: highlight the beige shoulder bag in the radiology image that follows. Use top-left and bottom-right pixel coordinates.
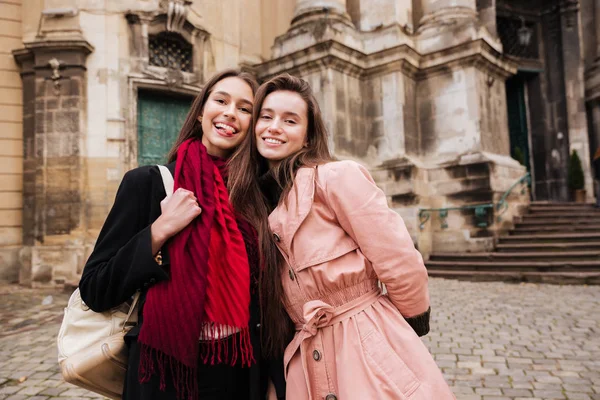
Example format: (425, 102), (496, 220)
(57, 165), (174, 399)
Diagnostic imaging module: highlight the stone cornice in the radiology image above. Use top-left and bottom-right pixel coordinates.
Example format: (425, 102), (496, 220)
(255, 38), (517, 81)
(12, 38), (94, 74)
(419, 39), (518, 79)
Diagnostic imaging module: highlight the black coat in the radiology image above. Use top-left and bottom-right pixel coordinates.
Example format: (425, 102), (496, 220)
(79, 163), (285, 400)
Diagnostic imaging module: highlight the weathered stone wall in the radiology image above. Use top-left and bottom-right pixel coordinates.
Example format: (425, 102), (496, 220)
(15, 40), (92, 286)
(10, 0), (296, 285)
(4, 0), (598, 284)
(0, 0), (23, 282)
(582, 0), (600, 196)
(418, 67), (481, 159)
(477, 70), (510, 156)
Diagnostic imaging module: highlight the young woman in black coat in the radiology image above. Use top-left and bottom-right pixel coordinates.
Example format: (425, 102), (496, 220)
(79, 69), (285, 400)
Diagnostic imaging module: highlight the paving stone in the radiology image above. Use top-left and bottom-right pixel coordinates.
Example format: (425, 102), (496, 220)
(2, 279), (600, 399)
(15, 388), (43, 396)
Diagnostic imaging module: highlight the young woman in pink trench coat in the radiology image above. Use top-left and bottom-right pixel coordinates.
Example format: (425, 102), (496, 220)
(228, 74), (454, 400)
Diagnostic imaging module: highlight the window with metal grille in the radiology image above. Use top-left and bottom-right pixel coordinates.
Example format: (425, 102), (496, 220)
(149, 32), (193, 72)
(496, 16), (539, 59)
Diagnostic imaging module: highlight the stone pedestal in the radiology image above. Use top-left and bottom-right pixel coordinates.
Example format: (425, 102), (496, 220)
(293, 0), (349, 23)
(585, 0), (600, 202)
(416, 0), (500, 54)
(13, 37), (93, 286)
(559, 0), (594, 200)
(256, 0), (527, 257)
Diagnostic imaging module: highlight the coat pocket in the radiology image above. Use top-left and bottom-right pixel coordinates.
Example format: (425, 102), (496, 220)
(294, 238), (358, 272)
(360, 328), (421, 399)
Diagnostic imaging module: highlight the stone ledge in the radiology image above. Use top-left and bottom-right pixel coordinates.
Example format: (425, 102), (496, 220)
(257, 38), (517, 82)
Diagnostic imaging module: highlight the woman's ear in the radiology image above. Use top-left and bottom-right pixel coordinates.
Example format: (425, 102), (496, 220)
(197, 115), (203, 123)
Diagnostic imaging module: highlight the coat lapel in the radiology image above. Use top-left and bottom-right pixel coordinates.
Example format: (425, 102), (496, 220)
(268, 167), (316, 250)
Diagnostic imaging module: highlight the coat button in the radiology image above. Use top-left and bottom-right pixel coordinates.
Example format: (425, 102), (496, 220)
(273, 232), (281, 242)
(325, 395), (337, 400)
(312, 350), (321, 361)
(149, 278), (156, 284)
(288, 269), (295, 281)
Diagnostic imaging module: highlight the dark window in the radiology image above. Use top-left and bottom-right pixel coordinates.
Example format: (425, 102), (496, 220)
(149, 32), (193, 72)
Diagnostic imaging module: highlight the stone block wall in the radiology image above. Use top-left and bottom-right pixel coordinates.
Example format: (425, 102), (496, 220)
(14, 38), (92, 286)
(0, 0), (22, 282)
(416, 159), (527, 257)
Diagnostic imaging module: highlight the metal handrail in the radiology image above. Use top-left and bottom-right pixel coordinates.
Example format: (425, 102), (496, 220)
(418, 173), (531, 230)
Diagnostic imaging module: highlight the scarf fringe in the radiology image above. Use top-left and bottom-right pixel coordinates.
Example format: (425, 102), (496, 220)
(139, 344), (198, 400)
(139, 326), (254, 400)
(198, 323), (255, 367)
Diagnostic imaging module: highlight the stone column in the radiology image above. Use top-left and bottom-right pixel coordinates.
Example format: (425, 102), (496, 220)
(416, 0), (493, 54)
(346, 0), (414, 32)
(419, 0), (477, 27)
(559, 0), (595, 199)
(13, 38), (93, 286)
(476, 0), (497, 37)
(596, 0), (600, 60)
(293, 0), (350, 24)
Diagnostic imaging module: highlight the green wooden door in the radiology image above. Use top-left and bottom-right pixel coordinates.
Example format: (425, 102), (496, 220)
(137, 91), (192, 166)
(505, 76), (531, 172)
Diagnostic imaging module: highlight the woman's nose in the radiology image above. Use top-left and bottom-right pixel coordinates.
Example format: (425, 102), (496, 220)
(268, 119), (282, 133)
(224, 103), (237, 119)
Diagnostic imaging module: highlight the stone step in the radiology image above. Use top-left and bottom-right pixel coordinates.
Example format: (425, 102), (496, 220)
(425, 260), (600, 272)
(496, 242), (600, 252)
(426, 269), (600, 285)
(430, 250), (600, 262)
(528, 206), (600, 213)
(530, 201), (596, 207)
(498, 232), (600, 243)
(522, 212), (600, 219)
(529, 203), (599, 211)
(516, 218), (600, 225)
(510, 224), (600, 234)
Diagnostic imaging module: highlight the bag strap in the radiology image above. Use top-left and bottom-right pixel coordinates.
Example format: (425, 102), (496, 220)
(123, 165), (174, 331)
(157, 165), (174, 196)
(123, 291), (141, 331)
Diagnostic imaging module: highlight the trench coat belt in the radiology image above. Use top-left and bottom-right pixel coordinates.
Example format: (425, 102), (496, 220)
(283, 288), (382, 381)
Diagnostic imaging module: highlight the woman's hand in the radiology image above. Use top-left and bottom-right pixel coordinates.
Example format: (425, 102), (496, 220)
(151, 188), (202, 254)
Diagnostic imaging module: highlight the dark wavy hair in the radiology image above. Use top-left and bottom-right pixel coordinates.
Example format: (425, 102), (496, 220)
(166, 69), (258, 162)
(228, 73), (333, 357)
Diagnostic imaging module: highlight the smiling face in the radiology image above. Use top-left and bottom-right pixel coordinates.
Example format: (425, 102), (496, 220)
(200, 76), (254, 158)
(255, 90), (309, 168)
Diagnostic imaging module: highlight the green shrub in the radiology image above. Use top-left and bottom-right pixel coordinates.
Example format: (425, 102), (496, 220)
(568, 150), (585, 190)
(513, 146), (526, 166)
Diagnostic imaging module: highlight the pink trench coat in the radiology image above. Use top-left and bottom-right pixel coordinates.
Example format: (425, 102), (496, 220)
(268, 161), (454, 400)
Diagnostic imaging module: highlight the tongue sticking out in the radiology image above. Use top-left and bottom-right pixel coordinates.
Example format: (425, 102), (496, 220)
(216, 124), (235, 135)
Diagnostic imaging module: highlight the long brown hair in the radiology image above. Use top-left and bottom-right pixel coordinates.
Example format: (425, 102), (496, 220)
(228, 74), (333, 357)
(166, 69), (258, 162)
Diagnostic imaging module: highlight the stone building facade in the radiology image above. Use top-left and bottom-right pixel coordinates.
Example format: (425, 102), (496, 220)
(1, 0), (598, 285)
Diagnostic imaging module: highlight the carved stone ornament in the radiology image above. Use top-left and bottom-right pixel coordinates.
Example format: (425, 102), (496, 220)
(165, 67), (184, 87)
(167, 0), (192, 33)
(48, 58), (62, 94)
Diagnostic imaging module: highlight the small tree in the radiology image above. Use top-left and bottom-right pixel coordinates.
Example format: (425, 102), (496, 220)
(568, 150), (585, 191)
(513, 146), (526, 166)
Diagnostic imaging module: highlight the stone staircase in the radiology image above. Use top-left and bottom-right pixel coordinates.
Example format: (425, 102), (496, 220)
(425, 201), (600, 284)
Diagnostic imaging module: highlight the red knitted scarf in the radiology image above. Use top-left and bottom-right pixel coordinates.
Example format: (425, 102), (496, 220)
(138, 139), (254, 399)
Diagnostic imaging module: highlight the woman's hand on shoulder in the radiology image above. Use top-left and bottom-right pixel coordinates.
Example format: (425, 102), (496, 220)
(151, 188), (202, 248)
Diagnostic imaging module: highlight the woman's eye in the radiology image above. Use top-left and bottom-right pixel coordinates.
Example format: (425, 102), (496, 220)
(240, 107), (251, 113)
(260, 115), (272, 120)
(215, 99), (226, 104)
(286, 120), (296, 125)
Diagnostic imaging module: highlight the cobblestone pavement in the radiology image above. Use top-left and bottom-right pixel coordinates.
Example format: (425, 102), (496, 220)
(0, 279), (599, 399)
